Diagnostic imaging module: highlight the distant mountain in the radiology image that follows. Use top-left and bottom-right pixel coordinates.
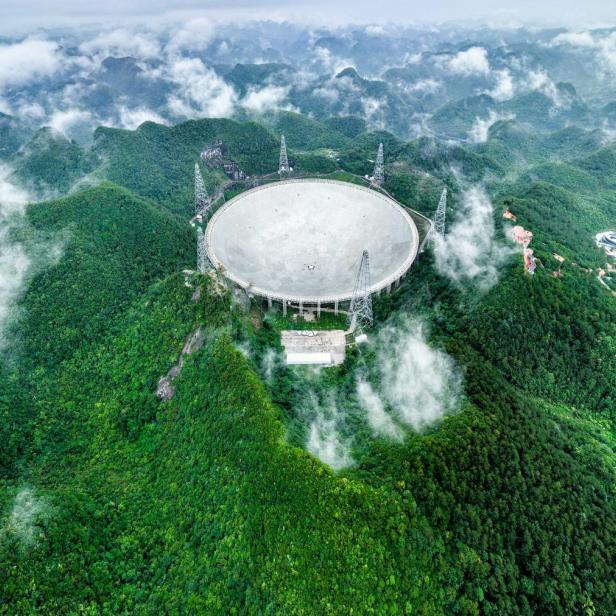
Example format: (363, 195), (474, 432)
(430, 94), (496, 139)
(100, 56), (145, 85)
(225, 62), (294, 96)
(600, 101), (616, 127)
(9, 127), (98, 194)
(476, 121), (605, 168)
(0, 113), (32, 159)
(88, 56), (172, 112)
(261, 110), (350, 150)
(502, 83), (591, 130)
(291, 67), (421, 137)
(430, 82), (592, 141)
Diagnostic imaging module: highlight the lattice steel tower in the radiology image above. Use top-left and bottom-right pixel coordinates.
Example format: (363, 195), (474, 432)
(372, 142), (384, 186)
(197, 227), (210, 274)
(348, 250), (373, 331)
(433, 187), (447, 240)
(194, 163), (210, 216)
(278, 135), (290, 175)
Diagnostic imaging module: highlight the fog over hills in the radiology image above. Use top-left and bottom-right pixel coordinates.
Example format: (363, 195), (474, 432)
(3, 22), (616, 149)
(1, 13), (616, 616)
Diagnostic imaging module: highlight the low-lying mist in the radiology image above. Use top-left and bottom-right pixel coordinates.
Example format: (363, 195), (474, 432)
(361, 318), (463, 434)
(434, 185), (514, 292)
(302, 318), (463, 471)
(1, 486), (50, 547)
(0, 166), (33, 350)
(306, 391), (354, 471)
(0, 165), (62, 352)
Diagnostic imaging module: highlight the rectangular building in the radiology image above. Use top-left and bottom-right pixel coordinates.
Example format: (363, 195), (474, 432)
(281, 330), (346, 366)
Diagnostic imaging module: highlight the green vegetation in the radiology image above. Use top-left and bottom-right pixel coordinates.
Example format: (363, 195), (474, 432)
(0, 113), (32, 160)
(265, 309), (348, 332)
(338, 130), (402, 176)
(430, 94), (495, 139)
(22, 182), (193, 367)
(1, 112), (615, 615)
(93, 118), (279, 215)
(10, 128), (98, 195)
(323, 115), (367, 139)
(0, 182), (193, 479)
(0, 276), (456, 615)
(292, 151), (338, 174)
(264, 111), (350, 150)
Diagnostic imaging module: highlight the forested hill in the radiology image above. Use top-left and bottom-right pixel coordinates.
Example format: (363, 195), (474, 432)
(1, 111), (615, 614)
(0, 182), (193, 479)
(1, 275), (458, 614)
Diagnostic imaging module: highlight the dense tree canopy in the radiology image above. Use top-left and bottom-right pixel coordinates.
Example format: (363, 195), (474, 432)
(1, 113), (615, 615)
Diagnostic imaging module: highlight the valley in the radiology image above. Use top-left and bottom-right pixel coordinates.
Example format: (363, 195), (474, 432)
(1, 20), (616, 615)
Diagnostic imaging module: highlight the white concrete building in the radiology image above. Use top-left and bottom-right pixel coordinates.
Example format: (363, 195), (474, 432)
(281, 330), (346, 366)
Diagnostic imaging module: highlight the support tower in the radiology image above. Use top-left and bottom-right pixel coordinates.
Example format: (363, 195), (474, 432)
(372, 142), (385, 186)
(432, 187), (447, 241)
(197, 227), (210, 274)
(278, 135), (290, 175)
(348, 250), (373, 331)
(194, 163), (210, 217)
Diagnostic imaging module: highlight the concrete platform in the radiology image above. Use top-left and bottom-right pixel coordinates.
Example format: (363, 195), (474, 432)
(281, 329), (346, 366)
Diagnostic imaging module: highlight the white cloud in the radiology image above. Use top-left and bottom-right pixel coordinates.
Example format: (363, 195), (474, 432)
(241, 85), (290, 114)
(306, 392), (353, 471)
(356, 379), (404, 440)
(361, 96), (385, 128)
(313, 46), (353, 76)
(333, 74), (359, 93)
(595, 32), (616, 72)
(527, 69), (565, 106)
(409, 113), (433, 139)
(468, 110), (513, 143)
(403, 52), (422, 65)
(551, 31), (597, 48)
(0, 38), (63, 91)
(16, 101), (46, 121)
(434, 185), (513, 291)
(234, 341), (251, 359)
(487, 68), (514, 102)
(364, 24), (386, 36)
(313, 86), (340, 104)
(447, 47), (490, 76)
(0, 168), (29, 214)
(117, 105), (168, 130)
(406, 78), (442, 94)
(79, 28), (160, 59)
(0, 167), (64, 350)
(48, 108), (93, 138)
(469, 113), (495, 143)
(286, 68), (318, 92)
(260, 347), (279, 383)
(307, 415), (353, 471)
(376, 320), (462, 432)
(166, 18), (215, 54)
(0, 167), (32, 349)
(216, 40), (231, 57)
(551, 30), (616, 73)
(1, 487), (49, 546)
(166, 57), (237, 119)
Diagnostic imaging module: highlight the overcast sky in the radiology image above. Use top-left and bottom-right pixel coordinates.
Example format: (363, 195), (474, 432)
(1, 0), (615, 33)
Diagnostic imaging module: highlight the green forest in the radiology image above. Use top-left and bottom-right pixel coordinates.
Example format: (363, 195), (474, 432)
(1, 113), (615, 615)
